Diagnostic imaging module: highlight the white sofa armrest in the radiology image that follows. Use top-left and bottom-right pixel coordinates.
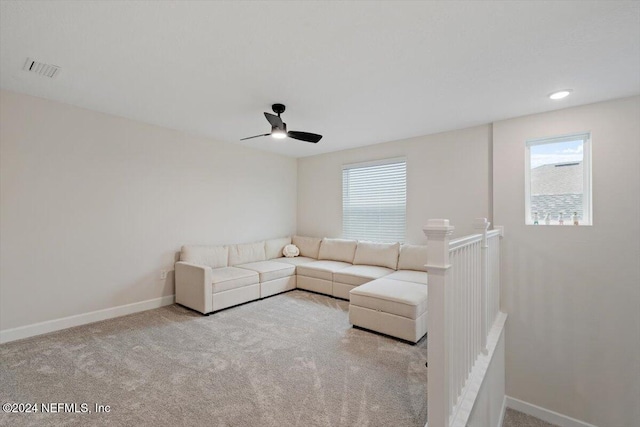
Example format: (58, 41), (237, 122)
(175, 261), (212, 314)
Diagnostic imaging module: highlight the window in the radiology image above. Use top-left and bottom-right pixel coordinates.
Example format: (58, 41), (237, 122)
(342, 158), (407, 242)
(525, 132), (592, 225)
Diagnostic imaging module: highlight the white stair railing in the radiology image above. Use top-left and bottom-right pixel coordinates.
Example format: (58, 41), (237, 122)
(424, 218), (503, 427)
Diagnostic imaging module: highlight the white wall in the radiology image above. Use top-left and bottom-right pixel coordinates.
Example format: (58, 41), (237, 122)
(493, 96), (640, 426)
(297, 125), (492, 241)
(0, 90), (297, 331)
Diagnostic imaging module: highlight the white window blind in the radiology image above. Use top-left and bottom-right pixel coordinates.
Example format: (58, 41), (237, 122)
(342, 158), (407, 242)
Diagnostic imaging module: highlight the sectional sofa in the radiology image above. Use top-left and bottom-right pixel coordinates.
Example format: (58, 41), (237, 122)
(175, 236), (429, 342)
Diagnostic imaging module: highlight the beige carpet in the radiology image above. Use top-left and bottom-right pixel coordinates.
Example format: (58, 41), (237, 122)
(1, 290), (427, 426)
(503, 408), (559, 427)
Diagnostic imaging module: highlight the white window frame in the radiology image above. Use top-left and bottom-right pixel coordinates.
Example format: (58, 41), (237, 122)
(342, 157), (407, 242)
(525, 132), (592, 225)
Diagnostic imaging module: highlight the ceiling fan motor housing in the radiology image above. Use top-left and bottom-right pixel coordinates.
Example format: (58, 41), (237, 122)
(272, 103), (286, 115)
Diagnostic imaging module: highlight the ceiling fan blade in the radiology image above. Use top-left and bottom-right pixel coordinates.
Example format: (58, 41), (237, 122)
(240, 133), (270, 141)
(264, 112), (284, 129)
(287, 131), (323, 143)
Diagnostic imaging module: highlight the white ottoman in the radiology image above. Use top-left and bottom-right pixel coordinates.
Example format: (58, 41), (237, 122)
(349, 278), (428, 343)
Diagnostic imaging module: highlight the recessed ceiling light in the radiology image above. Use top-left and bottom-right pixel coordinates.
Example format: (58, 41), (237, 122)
(549, 90), (572, 100)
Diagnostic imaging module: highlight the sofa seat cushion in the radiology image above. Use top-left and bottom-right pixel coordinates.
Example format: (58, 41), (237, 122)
(333, 265), (394, 286)
(296, 260), (352, 281)
(272, 256), (317, 266)
(236, 260), (295, 282)
(349, 278), (428, 320)
(211, 267), (259, 293)
(385, 270), (428, 285)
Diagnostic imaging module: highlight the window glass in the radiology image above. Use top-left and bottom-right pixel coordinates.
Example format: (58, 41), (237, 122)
(526, 133), (591, 225)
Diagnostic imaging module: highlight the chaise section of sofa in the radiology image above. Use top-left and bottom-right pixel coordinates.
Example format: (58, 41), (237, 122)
(349, 278), (428, 343)
(347, 243), (429, 342)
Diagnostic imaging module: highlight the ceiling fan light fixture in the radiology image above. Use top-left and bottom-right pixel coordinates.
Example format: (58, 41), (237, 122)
(272, 129), (287, 139)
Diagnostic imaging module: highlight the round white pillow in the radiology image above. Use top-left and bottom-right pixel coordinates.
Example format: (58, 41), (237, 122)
(283, 244), (300, 258)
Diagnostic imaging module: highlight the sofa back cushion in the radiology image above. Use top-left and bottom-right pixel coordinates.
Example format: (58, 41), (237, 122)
(265, 237), (292, 259)
(180, 245), (228, 269)
(353, 241), (400, 270)
(318, 238), (358, 264)
(228, 242), (266, 266)
(397, 244), (428, 271)
(292, 235), (322, 259)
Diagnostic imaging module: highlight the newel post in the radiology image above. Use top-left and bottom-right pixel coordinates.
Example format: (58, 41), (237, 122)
(474, 218), (490, 355)
(424, 219), (455, 427)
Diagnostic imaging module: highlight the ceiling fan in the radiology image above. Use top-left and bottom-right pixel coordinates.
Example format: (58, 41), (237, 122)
(241, 104), (323, 143)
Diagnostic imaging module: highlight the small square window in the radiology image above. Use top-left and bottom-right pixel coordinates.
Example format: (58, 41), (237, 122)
(525, 133), (592, 226)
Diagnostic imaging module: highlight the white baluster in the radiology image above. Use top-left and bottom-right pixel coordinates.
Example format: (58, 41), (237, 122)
(474, 218), (490, 354)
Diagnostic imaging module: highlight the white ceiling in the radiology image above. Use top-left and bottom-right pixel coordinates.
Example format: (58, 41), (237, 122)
(1, 1), (639, 158)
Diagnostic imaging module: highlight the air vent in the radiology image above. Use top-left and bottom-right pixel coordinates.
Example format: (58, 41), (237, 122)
(22, 58), (60, 78)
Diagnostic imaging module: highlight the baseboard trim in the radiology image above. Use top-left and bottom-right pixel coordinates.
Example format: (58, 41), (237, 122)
(0, 295), (175, 344)
(497, 395), (507, 427)
(505, 396), (598, 427)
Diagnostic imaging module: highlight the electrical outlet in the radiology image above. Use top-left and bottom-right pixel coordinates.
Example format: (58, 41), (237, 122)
(160, 270), (168, 280)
